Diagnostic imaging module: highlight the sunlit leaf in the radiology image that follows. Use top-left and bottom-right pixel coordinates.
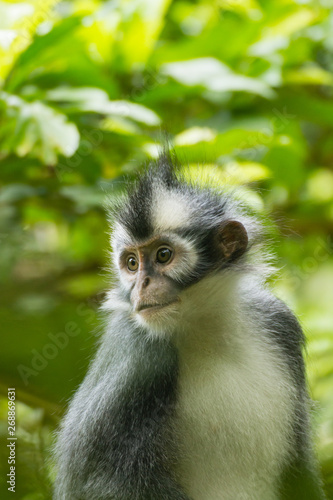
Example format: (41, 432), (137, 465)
(92, 100), (160, 125)
(100, 116), (140, 135)
(4, 15), (82, 92)
(307, 169), (333, 203)
(174, 127), (217, 145)
(0, 92), (80, 164)
(265, 8), (318, 38)
(114, 0), (172, 67)
(47, 86), (109, 105)
(162, 57), (274, 98)
(0, 0), (61, 84)
(47, 86), (161, 126)
(220, 161), (271, 184)
(284, 65), (333, 86)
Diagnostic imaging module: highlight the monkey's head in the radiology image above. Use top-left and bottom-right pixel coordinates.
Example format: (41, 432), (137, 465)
(107, 153), (264, 335)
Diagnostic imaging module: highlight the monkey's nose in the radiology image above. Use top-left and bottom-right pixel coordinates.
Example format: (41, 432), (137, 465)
(142, 277), (150, 288)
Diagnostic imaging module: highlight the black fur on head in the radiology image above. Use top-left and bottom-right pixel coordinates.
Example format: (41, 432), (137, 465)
(115, 151), (181, 241)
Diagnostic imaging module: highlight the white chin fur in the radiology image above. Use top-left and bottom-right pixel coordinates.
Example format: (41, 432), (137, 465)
(134, 301), (181, 337)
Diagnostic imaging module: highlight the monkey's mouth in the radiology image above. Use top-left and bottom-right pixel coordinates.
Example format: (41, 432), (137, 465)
(137, 299), (179, 313)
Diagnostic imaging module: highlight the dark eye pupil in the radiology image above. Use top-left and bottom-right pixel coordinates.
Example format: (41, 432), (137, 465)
(127, 256), (138, 271)
(157, 248), (172, 263)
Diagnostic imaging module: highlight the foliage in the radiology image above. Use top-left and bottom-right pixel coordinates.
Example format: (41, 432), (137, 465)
(0, 0), (333, 498)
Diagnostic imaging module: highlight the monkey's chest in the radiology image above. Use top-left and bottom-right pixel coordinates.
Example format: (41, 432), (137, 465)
(173, 350), (295, 500)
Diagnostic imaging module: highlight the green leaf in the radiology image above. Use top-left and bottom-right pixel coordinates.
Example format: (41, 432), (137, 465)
(264, 8), (318, 38)
(46, 86), (161, 126)
(4, 16), (82, 92)
(284, 65), (333, 86)
(0, 92), (80, 164)
(110, 0), (172, 67)
(84, 99), (161, 126)
(0, 2), (34, 30)
(174, 127), (217, 145)
(161, 57), (275, 98)
(59, 185), (106, 210)
(307, 169), (333, 203)
(277, 93), (333, 128)
(46, 86), (109, 106)
(0, 184), (37, 203)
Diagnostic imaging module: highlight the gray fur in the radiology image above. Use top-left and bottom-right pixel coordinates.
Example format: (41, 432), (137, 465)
(54, 153), (326, 500)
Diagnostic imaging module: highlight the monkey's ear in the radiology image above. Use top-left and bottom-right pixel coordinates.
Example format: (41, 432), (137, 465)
(216, 221), (248, 261)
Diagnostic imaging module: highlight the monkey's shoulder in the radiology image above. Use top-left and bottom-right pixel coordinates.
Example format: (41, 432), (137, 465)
(249, 293), (303, 338)
(244, 290), (306, 383)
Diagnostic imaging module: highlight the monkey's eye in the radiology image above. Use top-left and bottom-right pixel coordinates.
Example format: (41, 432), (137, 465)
(156, 247), (173, 264)
(127, 255), (138, 272)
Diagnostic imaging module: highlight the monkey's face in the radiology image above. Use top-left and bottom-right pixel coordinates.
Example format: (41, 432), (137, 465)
(114, 219), (248, 335)
(117, 232), (199, 332)
(110, 167), (250, 335)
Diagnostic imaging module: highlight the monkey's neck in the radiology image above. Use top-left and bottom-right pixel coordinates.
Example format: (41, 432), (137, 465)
(173, 271), (250, 359)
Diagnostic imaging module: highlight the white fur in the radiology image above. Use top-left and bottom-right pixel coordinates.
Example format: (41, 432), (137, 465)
(101, 290), (131, 313)
(111, 222), (132, 259)
(110, 222), (137, 293)
(152, 188), (190, 232)
(163, 233), (199, 282)
(168, 273), (296, 500)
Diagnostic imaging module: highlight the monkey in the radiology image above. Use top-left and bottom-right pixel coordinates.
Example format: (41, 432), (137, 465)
(54, 152), (326, 500)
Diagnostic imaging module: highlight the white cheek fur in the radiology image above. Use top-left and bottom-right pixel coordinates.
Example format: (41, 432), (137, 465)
(165, 233), (199, 282)
(101, 290), (131, 313)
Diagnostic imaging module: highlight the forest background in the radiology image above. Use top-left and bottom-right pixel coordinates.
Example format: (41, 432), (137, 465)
(0, 0), (333, 498)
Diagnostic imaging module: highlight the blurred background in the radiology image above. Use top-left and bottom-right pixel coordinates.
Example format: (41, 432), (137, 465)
(0, 0), (333, 498)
